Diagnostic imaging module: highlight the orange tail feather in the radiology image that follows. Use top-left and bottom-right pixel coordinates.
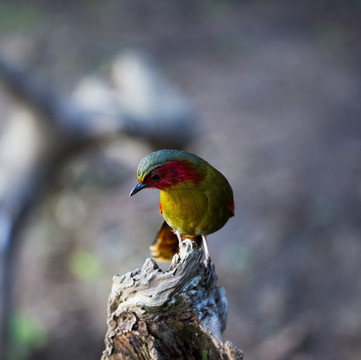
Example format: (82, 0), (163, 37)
(150, 221), (202, 262)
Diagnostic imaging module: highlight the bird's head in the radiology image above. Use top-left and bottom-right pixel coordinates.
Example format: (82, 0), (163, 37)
(130, 149), (205, 196)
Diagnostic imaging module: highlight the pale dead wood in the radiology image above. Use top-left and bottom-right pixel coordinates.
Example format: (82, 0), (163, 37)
(101, 240), (243, 360)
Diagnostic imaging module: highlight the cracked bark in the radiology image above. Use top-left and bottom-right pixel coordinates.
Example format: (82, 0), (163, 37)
(101, 240), (243, 360)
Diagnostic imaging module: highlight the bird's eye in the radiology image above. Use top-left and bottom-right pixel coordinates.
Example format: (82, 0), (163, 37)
(151, 172), (161, 181)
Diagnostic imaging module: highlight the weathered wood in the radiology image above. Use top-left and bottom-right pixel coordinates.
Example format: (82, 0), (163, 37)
(101, 240), (243, 360)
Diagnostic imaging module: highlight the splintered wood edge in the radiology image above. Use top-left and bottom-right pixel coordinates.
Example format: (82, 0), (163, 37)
(105, 239), (243, 359)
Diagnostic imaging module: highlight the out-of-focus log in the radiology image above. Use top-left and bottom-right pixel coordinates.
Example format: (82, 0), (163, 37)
(0, 50), (196, 359)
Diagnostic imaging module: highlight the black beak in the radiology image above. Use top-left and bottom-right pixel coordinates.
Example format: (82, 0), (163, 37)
(129, 182), (147, 196)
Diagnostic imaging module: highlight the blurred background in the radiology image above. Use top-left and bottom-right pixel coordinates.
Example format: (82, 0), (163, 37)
(1, 1), (361, 359)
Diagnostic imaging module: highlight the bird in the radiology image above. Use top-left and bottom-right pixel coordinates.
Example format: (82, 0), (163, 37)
(130, 149), (234, 267)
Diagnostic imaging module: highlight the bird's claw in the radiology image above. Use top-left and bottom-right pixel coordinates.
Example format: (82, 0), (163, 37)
(204, 256), (211, 268)
(203, 257), (215, 283)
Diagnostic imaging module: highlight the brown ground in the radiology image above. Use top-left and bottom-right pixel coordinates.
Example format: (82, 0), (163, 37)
(1, 1), (361, 359)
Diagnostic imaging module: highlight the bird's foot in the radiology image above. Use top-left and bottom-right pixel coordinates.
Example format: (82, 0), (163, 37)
(177, 240), (186, 254)
(176, 230), (184, 250)
(204, 255), (212, 269)
(203, 256), (215, 283)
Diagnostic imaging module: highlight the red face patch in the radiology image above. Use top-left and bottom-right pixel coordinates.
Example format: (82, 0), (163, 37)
(143, 161), (204, 190)
(228, 200), (235, 216)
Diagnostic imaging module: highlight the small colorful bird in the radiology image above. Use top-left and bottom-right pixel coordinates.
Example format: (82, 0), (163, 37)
(130, 149), (234, 266)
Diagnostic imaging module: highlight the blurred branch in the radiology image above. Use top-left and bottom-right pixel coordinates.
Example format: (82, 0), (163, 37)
(0, 50), (196, 359)
(0, 51), (196, 144)
(101, 240), (243, 360)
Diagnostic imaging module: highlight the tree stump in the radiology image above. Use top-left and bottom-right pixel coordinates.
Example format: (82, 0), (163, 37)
(101, 239), (243, 360)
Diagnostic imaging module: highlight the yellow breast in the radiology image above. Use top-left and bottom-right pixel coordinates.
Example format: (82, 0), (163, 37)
(160, 174), (232, 236)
